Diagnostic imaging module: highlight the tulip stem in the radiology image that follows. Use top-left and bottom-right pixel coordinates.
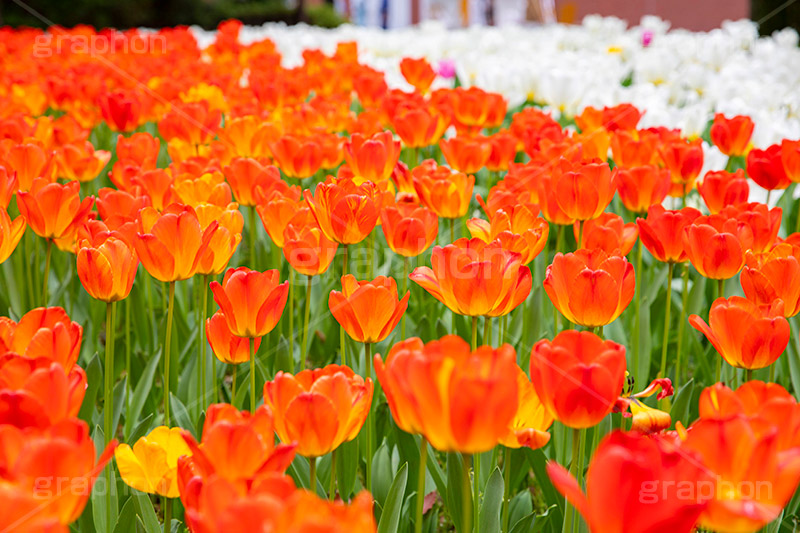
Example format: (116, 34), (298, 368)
(675, 263), (690, 386)
(499, 315), (505, 345)
(301, 275), (312, 371)
(249, 205), (257, 269)
(461, 453), (473, 533)
(471, 316), (478, 351)
(365, 342), (373, 492)
(231, 364), (237, 403)
(554, 225), (565, 336)
(42, 239), (52, 306)
(23, 232), (34, 308)
(368, 230), (374, 278)
(309, 457), (317, 494)
(416, 436), (428, 533)
(502, 447), (511, 533)
(164, 281), (175, 425)
(576, 220), (583, 250)
(163, 496), (171, 532)
(473, 452), (481, 533)
(795, 202), (800, 234)
(714, 278), (724, 384)
(450, 218), (455, 243)
(125, 297), (131, 415)
(329, 448), (337, 500)
(564, 428), (583, 533)
(633, 238), (642, 387)
(249, 337), (257, 412)
(659, 263), (674, 378)
(104, 301), (116, 533)
(402, 257), (409, 338)
(200, 275), (209, 410)
(341, 246), (348, 367)
(746, 368), (753, 382)
(484, 316), (492, 347)
(288, 268), (295, 345)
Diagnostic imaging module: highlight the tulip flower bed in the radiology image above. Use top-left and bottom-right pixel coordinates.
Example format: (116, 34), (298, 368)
(5, 18), (800, 533)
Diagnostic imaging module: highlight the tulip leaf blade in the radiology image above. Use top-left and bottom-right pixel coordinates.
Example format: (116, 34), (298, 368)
(79, 353), (103, 424)
(669, 378), (695, 429)
(124, 349), (161, 440)
(523, 448), (564, 523)
(127, 413), (154, 445)
(132, 491), (160, 533)
(377, 462), (408, 533)
(336, 437), (359, 500)
(112, 497), (136, 533)
(372, 441), (393, 509)
(91, 452), (118, 533)
(478, 467), (504, 533)
(169, 393), (195, 438)
(446, 452), (468, 533)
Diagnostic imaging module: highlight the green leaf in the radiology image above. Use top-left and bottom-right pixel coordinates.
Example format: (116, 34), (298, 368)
(478, 467), (504, 533)
(670, 378), (695, 428)
(446, 452), (468, 533)
(79, 353), (102, 423)
(372, 442), (393, 508)
(274, 335), (293, 374)
(524, 449), (563, 523)
(509, 512), (536, 533)
(508, 490), (533, 530)
(377, 462), (408, 533)
(170, 393), (194, 437)
(112, 497), (136, 533)
(111, 375), (127, 440)
(91, 462), (118, 533)
(125, 350), (161, 440)
(132, 491), (160, 533)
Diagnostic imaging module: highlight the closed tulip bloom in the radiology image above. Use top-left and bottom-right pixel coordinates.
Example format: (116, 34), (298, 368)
(206, 311), (261, 365)
(690, 296), (789, 370)
(95, 188), (151, 233)
(391, 103), (449, 148)
(499, 366), (553, 449)
(380, 203), (439, 257)
(451, 87), (491, 130)
(304, 178), (382, 245)
(0, 306), (83, 370)
(329, 275), (409, 344)
(609, 130), (660, 168)
(283, 211), (339, 276)
(17, 178), (94, 240)
(0, 166), (18, 208)
(76, 233), (138, 302)
(115, 132), (160, 170)
(741, 244), (800, 317)
(439, 136), (491, 173)
(485, 131), (519, 172)
(263, 364), (373, 457)
(222, 157), (286, 207)
(195, 203), (243, 276)
(553, 160), (616, 221)
(374, 336), (518, 453)
(256, 186), (303, 249)
(412, 159), (475, 219)
(399, 57), (436, 93)
(544, 249), (635, 327)
(747, 144), (791, 191)
(210, 267), (289, 338)
(115, 426), (191, 498)
(99, 90), (141, 132)
(659, 138), (704, 197)
(615, 164), (671, 213)
(717, 203), (782, 254)
(467, 207), (549, 265)
(131, 169), (176, 211)
(410, 238), (532, 317)
(781, 139), (800, 182)
(683, 221), (746, 279)
(535, 171), (576, 226)
(530, 330), (626, 428)
(547, 431), (709, 533)
(698, 169), (749, 214)
(343, 131), (401, 185)
(683, 415), (800, 532)
(172, 172), (232, 208)
(269, 134), (323, 179)
(134, 204), (218, 282)
(0, 206), (25, 265)
(574, 213), (638, 255)
(637, 205), (702, 263)
(710, 113), (754, 156)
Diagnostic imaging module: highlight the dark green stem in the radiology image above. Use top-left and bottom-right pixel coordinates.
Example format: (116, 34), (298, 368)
(164, 281), (175, 425)
(42, 239), (52, 306)
(416, 437), (428, 533)
(660, 263), (674, 378)
(365, 342), (373, 492)
(301, 275), (312, 371)
(249, 336), (256, 412)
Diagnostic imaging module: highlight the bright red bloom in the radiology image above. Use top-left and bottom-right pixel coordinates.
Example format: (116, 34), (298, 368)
(698, 169), (749, 214)
(553, 160), (617, 221)
(683, 218), (746, 279)
(223, 158), (287, 208)
(99, 90), (142, 132)
(747, 143), (791, 191)
(269, 135), (323, 179)
(741, 243), (800, 317)
(636, 205), (702, 263)
(206, 311), (261, 365)
(0, 306), (83, 370)
(659, 138), (704, 197)
(710, 113), (754, 157)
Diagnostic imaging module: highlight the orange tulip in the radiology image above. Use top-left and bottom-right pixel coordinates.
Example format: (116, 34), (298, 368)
(391, 102), (449, 148)
(636, 205), (702, 264)
(99, 90), (142, 132)
(76, 231), (138, 303)
(547, 431), (709, 533)
(173, 172), (232, 208)
(451, 87), (492, 130)
(2, 142), (56, 191)
(131, 169), (175, 211)
(709, 113), (754, 157)
(0, 206), (25, 265)
(683, 218), (746, 279)
(115, 132), (160, 169)
(467, 207), (549, 265)
(0, 166), (18, 209)
(741, 244), (800, 317)
(329, 275), (409, 344)
(256, 186), (303, 249)
(343, 131), (401, 185)
(747, 144), (791, 191)
(544, 249), (635, 327)
(698, 169), (749, 214)
(95, 188), (151, 234)
(17, 178), (94, 241)
(210, 267), (289, 338)
(134, 204), (217, 282)
(223, 157), (286, 207)
(55, 141), (110, 183)
(574, 212), (638, 255)
(158, 100), (221, 146)
(0, 307), (83, 370)
(193, 203), (243, 276)
(615, 164), (671, 213)
(263, 364), (373, 457)
(439, 136), (491, 173)
(659, 138), (704, 197)
(282, 209), (339, 276)
(499, 366), (553, 449)
(609, 130), (660, 168)
(781, 139), (800, 182)
(485, 131), (519, 172)
(206, 311), (261, 365)
(683, 415), (800, 532)
(374, 336), (518, 453)
(530, 330), (626, 428)
(690, 296), (789, 370)
(380, 203), (439, 257)
(718, 202), (782, 254)
(412, 159), (475, 219)
(410, 238), (532, 317)
(553, 160), (616, 221)
(269, 134), (323, 179)
(0, 419), (116, 529)
(304, 178), (382, 245)
(353, 68), (388, 108)
(399, 57), (436, 93)
(600, 103), (643, 132)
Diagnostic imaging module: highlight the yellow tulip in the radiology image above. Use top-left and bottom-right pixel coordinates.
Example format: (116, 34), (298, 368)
(114, 426), (191, 497)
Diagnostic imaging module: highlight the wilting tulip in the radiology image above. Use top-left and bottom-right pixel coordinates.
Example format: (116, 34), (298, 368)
(615, 164), (671, 213)
(544, 249), (635, 327)
(747, 144), (792, 191)
(17, 177), (94, 241)
(410, 238), (531, 317)
(76, 232), (138, 302)
(439, 136), (491, 173)
(0, 306), (83, 370)
(637, 205), (702, 264)
(134, 204), (217, 282)
(741, 244), (800, 317)
(613, 378), (673, 434)
(223, 157), (286, 207)
(660, 138), (704, 197)
(210, 267), (289, 339)
(304, 178), (382, 245)
(412, 160), (475, 220)
(547, 431), (709, 533)
(380, 203), (439, 257)
(554, 160), (617, 221)
(683, 220), (746, 280)
(467, 207), (549, 265)
(499, 366), (553, 449)
(374, 336), (518, 453)
(698, 169), (749, 214)
(264, 364), (373, 457)
(400, 57), (437, 93)
(343, 131), (401, 185)
(530, 331), (626, 428)
(0, 419), (116, 530)
(115, 426), (191, 498)
(574, 213), (638, 255)
(710, 113), (754, 157)
(690, 296), (789, 370)
(329, 275), (409, 344)
(269, 134), (323, 179)
(683, 415), (800, 532)
(0, 206), (25, 265)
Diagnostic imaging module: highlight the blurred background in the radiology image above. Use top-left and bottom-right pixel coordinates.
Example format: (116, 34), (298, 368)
(1, 0), (797, 34)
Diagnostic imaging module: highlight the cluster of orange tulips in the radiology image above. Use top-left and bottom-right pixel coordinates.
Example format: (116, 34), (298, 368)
(3, 19), (800, 533)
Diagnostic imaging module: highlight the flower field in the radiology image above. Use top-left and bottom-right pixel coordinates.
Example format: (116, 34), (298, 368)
(3, 16), (800, 533)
